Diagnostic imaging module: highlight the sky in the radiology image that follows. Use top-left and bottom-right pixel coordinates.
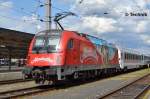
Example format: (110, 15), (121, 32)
(0, 0), (150, 54)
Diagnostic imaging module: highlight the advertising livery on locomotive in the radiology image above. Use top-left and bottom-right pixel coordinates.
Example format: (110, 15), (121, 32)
(23, 29), (150, 84)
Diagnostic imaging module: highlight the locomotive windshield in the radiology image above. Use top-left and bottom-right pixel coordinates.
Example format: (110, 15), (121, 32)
(34, 37), (45, 47)
(32, 30), (62, 53)
(47, 37), (60, 51)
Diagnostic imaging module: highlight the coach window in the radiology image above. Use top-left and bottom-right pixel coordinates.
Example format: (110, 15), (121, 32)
(127, 54), (129, 60)
(129, 54), (132, 60)
(121, 53), (123, 57)
(67, 39), (74, 49)
(125, 53), (128, 60)
(131, 54), (133, 60)
(129, 54), (131, 60)
(126, 54), (129, 60)
(139, 56), (141, 60)
(125, 54), (126, 60)
(128, 54), (130, 60)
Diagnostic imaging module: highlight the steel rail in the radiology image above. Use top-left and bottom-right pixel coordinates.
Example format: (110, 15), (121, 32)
(99, 73), (150, 99)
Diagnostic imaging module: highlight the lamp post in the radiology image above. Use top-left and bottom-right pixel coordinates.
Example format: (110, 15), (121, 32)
(0, 45), (6, 68)
(7, 46), (12, 70)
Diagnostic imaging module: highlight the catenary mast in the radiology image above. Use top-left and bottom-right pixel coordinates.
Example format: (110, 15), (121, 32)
(45, 0), (51, 30)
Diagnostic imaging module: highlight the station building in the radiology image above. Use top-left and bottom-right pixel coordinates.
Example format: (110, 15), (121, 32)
(0, 27), (34, 66)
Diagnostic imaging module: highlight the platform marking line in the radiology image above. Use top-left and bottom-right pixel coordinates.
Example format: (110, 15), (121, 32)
(143, 89), (150, 99)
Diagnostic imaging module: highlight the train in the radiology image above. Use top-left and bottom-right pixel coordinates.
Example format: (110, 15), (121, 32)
(23, 29), (150, 84)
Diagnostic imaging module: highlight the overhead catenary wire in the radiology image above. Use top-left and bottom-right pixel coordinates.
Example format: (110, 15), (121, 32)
(33, 0), (44, 4)
(0, 14), (39, 26)
(0, 14), (42, 33)
(0, 14), (34, 23)
(132, 0), (146, 12)
(78, 0), (149, 17)
(0, 1), (54, 23)
(0, 0), (49, 22)
(0, 13), (56, 23)
(0, 0), (148, 25)
(0, 0), (72, 32)
(0, 3), (34, 16)
(0, 0), (77, 29)
(51, 5), (68, 12)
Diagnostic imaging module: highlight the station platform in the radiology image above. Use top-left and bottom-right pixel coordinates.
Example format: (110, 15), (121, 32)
(0, 66), (23, 81)
(0, 65), (23, 72)
(0, 71), (23, 81)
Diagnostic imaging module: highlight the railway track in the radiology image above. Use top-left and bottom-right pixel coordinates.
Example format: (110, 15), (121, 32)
(99, 73), (150, 99)
(0, 79), (32, 85)
(0, 85), (54, 99)
(0, 68), (139, 86)
(0, 79), (99, 99)
(0, 68), (148, 99)
(0, 69), (22, 73)
(0, 76), (110, 98)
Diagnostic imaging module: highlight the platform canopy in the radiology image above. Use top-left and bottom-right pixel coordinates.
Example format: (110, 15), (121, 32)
(0, 28), (34, 59)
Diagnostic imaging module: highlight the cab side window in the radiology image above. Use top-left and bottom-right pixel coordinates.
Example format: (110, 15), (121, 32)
(67, 39), (74, 49)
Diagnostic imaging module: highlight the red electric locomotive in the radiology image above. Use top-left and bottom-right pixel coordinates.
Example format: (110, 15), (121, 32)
(23, 29), (119, 84)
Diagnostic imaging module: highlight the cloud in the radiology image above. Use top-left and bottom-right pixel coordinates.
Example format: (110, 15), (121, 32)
(136, 21), (148, 33)
(82, 17), (118, 33)
(9, 14), (41, 33)
(140, 34), (150, 44)
(0, 1), (42, 33)
(62, 0), (150, 53)
(0, 1), (13, 10)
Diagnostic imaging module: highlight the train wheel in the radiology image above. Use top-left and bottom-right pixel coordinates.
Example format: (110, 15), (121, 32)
(73, 72), (79, 79)
(95, 70), (98, 76)
(22, 74), (27, 80)
(23, 74), (31, 79)
(123, 67), (128, 72)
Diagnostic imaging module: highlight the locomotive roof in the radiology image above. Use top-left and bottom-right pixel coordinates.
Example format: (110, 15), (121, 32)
(36, 29), (63, 36)
(77, 32), (108, 45)
(35, 29), (118, 48)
